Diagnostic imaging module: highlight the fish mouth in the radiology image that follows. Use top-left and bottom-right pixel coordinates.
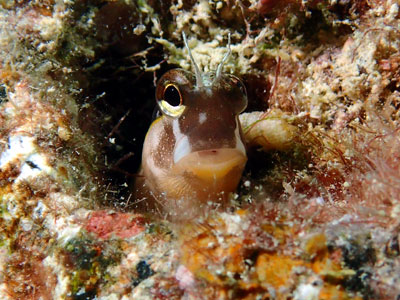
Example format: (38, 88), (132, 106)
(171, 148), (247, 181)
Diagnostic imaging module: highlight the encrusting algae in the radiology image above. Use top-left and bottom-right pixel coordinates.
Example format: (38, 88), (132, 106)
(0, 0), (399, 299)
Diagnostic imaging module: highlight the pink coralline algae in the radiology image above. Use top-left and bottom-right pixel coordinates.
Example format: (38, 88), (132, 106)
(85, 211), (146, 239)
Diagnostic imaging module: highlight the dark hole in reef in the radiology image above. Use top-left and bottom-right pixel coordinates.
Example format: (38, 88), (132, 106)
(243, 149), (275, 180)
(66, 0), (177, 210)
(280, 6), (353, 47)
(339, 238), (376, 297)
(387, 79), (400, 93)
(330, 0), (371, 20)
(79, 46), (175, 209)
(385, 234), (400, 257)
(0, 84), (7, 104)
(132, 260), (155, 287)
(343, 269), (373, 298)
(63, 239), (99, 270)
(26, 160), (40, 170)
(72, 290), (97, 300)
(342, 239), (376, 269)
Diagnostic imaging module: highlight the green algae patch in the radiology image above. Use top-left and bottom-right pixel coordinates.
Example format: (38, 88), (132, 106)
(62, 236), (122, 296)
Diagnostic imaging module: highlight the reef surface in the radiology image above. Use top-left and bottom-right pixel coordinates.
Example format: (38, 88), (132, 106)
(0, 0), (399, 299)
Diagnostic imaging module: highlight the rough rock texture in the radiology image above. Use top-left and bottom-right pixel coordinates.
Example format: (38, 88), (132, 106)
(0, 0), (400, 299)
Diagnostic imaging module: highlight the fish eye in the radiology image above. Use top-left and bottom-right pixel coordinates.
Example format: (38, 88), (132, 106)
(163, 84), (182, 107)
(157, 83), (186, 118)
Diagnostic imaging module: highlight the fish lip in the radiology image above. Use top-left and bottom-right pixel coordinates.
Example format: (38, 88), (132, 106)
(173, 137), (246, 165)
(171, 148), (247, 181)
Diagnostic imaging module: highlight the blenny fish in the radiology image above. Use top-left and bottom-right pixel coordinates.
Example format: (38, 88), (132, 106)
(134, 33), (248, 220)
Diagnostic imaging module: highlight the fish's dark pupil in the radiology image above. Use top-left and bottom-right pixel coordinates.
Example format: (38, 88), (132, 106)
(164, 85), (181, 107)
